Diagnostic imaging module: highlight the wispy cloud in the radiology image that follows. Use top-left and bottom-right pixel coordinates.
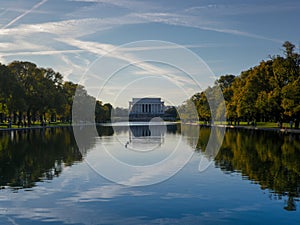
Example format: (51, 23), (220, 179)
(1, 49), (84, 57)
(185, 2), (300, 16)
(1, 0), (48, 29)
(68, 0), (159, 12)
(0, 0), (290, 91)
(134, 12), (283, 43)
(62, 184), (153, 202)
(45, 1), (284, 44)
(65, 1), (284, 44)
(0, 0), (282, 57)
(0, 15), (144, 38)
(119, 43), (224, 52)
(55, 37), (208, 105)
(198, 26), (283, 43)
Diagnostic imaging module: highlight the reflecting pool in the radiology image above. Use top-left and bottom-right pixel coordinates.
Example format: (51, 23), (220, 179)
(0, 124), (299, 224)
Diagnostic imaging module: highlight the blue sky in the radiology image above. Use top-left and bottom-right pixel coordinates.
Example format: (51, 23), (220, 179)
(0, 0), (300, 107)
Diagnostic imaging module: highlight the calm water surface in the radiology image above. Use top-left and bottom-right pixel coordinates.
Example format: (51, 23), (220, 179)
(0, 124), (299, 224)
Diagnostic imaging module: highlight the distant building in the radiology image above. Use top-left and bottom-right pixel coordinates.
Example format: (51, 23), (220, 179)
(129, 98), (164, 121)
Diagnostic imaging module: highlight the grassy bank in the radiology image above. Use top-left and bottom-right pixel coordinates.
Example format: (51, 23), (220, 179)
(196, 121), (296, 129)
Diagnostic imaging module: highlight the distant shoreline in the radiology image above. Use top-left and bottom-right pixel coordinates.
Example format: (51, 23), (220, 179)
(184, 123), (300, 134)
(1, 122), (300, 134)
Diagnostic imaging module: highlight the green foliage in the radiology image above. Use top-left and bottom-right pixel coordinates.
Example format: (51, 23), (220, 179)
(180, 41), (300, 124)
(95, 101), (113, 123)
(0, 61), (112, 124)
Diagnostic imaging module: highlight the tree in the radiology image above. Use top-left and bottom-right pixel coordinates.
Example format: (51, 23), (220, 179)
(192, 92), (210, 121)
(95, 101), (112, 123)
(0, 63), (25, 122)
(62, 81), (78, 121)
(0, 60), (115, 125)
(283, 41), (296, 59)
(181, 41), (300, 125)
(281, 77), (300, 119)
(215, 74), (235, 91)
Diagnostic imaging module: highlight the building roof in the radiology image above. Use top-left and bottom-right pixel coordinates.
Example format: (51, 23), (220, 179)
(130, 98), (163, 104)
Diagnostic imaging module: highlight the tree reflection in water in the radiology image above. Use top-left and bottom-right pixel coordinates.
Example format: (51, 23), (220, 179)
(185, 126), (300, 211)
(1, 125), (299, 211)
(0, 127), (82, 189)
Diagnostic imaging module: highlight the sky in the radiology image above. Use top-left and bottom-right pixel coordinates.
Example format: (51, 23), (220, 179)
(0, 0), (300, 107)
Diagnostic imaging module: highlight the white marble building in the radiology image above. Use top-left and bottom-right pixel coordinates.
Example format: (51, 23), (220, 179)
(129, 98), (164, 118)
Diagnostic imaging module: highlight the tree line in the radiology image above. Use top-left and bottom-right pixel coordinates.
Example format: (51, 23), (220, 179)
(180, 41), (300, 128)
(0, 61), (112, 126)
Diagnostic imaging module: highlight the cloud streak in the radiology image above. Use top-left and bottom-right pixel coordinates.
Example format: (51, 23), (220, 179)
(57, 38), (204, 89)
(1, 49), (84, 57)
(1, 1), (281, 44)
(185, 2), (300, 16)
(0, 15), (144, 38)
(68, 0), (159, 12)
(1, 0), (48, 29)
(0, 0), (292, 97)
(135, 12), (283, 43)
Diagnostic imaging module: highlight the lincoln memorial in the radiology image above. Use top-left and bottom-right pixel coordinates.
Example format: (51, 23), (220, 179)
(129, 98), (165, 121)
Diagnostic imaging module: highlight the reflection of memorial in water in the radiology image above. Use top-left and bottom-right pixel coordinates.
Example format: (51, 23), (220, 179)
(126, 125), (166, 151)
